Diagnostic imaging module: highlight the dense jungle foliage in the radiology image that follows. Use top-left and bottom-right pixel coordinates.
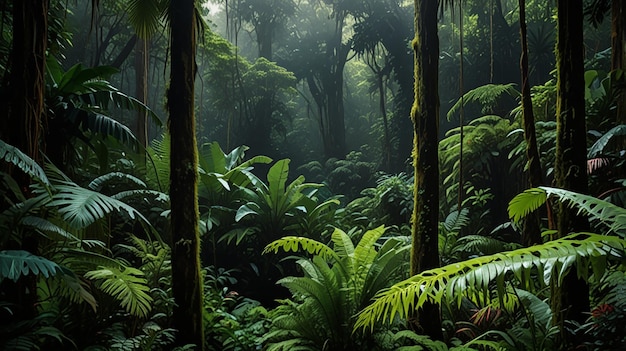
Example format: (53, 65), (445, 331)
(2, 0), (626, 350)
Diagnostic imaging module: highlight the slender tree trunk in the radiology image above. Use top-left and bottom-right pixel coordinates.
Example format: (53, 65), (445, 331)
(135, 37), (149, 163)
(168, 0), (205, 348)
(518, 0), (543, 246)
(612, 0), (626, 124)
(410, 0), (442, 341)
(553, 0), (589, 343)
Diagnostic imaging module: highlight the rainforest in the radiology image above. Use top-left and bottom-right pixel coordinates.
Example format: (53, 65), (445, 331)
(1, 0), (625, 350)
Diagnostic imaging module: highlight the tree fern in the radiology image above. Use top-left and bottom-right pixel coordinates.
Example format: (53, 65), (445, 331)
(354, 233), (625, 332)
(85, 266), (153, 318)
(447, 83), (520, 120)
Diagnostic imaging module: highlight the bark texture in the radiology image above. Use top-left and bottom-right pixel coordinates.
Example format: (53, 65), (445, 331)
(410, 0), (442, 341)
(553, 0), (590, 340)
(168, 0), (205, 348)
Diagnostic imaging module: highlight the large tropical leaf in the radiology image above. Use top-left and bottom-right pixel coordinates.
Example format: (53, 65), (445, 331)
(588, 124), (626, 158)
(48, 180), (149, 229)
(354, 233), (626, 332)
(508, 186), (626, 236)
(0, 250), (61, 282)
(85, 266), (153, 318)
(88, 172), (147, 191)
(0, 139), (49, 186)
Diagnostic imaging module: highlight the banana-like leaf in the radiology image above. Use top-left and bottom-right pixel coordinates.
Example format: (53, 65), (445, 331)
(0, 250), (61, 282)
(588, 124), (626, 158)
(354, 233), (626, 332)
(0, 139), (49, 186)
(85, 266), (153, 318)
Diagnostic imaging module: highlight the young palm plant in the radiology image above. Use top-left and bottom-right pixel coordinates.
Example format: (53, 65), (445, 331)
(261, 225), (410, 350)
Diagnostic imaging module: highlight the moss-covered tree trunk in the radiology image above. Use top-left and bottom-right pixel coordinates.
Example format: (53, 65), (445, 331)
(553, 0), (589, 342)
(518, 0), (543, 246)
(135, 37), (149, 163)
(168, 0), (205, 348)
(410, 0), (442, 341)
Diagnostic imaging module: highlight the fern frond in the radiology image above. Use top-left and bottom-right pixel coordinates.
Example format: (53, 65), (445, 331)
(330, 227), (355, 260)
(263, 236), (339, 261)
(85, 266), (153, 318)
(354, 233), (625, 332)
(447, 83), (520, 120)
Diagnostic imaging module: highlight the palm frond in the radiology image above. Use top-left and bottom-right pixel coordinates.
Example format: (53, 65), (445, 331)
(509, 186), (626, 236)
(0, 139), (49, 185)
(354, 233), (625, 332)
(85, 266), (153, 318)
(88, 172), (147, 191)
(48, 180), (149, 229)
(508, 188), (548, 223)
(263, 236), (339, 261)
(20, 216), (80, 243)
(127, 0), (167, 39)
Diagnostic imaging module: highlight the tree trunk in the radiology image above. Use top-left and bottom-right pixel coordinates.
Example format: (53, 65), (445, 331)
(1, 0), (48, 320)
(410, 0), (442, 341)
(612, 0), (626, 124)
(553, 0), (589, 342)
(135, 37), (149, 163)
(168, 0), (205, 348)
(518, 0), (543, 246)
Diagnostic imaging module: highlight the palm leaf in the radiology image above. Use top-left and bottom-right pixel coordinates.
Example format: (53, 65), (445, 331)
(509, 186), (626, 236)
(85, 266), (153, 318)
(88, 172), (147, 191)
(263, 236), (339, 261)
(0, 139), (49, 186)
(20, 216), (80, 243)
(588, 124), (626, 158)
(49, 181), (149, 229)
(0, 250), (61, 282)
(354, 233), (625, 332)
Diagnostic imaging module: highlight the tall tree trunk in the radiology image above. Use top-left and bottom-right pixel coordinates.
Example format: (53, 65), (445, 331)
(553, 0), (589, 343)
(612, 0), (626, 124)
(135, 38), (149, 163)
(168, 0), (205, 348)
(1, 0), (48, 320)
(410, 0), (442, 341)
(518, 0), (543, 246)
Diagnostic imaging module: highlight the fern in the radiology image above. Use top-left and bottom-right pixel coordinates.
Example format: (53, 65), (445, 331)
(354, 233), (626, 332)
(85, 266), (153, 318)
(447, 83), (520, 120)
